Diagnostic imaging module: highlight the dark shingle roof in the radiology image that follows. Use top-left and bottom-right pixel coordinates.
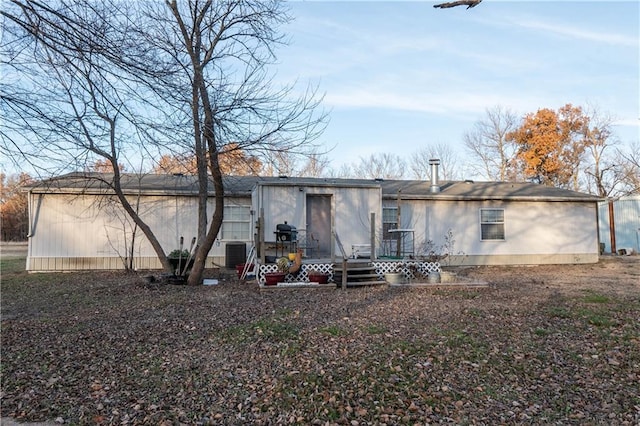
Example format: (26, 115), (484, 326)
(380, 180), (601, 202)
(28, 172), (601, 202)
(28, 172), (259, 196)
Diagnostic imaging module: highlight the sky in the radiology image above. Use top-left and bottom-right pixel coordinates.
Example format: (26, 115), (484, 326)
(275, 0), (640, 177)
(1, 1), (637, 180)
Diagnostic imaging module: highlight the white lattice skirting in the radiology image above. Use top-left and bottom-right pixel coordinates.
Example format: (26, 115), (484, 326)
(257, 261), (440, 285)
(372, 261), (441, 279)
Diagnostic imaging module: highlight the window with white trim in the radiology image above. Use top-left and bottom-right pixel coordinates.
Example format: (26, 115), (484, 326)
(382, 206), (398, 241)
(221, 205), (251, 240)
(480, 208), (505, 241)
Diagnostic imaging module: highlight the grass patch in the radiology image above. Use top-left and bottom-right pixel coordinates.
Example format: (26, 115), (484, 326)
(466, 307), (483, 317)
(534, 327), (551, 336)
(364, 324), (387, 335)
(579, 309), (615, 328)
(254, 318), (300, 340)
(0, 257), (27, 274)
(320, 325), (347, 337)
(581, 290), (610, 304)
(222, 317), (300, 343)
(546, 306), (572, 319)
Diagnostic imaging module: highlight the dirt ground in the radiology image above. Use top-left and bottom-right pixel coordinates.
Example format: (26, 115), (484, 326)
(1, 253), (639, 425)
(463, 255), (640, 297)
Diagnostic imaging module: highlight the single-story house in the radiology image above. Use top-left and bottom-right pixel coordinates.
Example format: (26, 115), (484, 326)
(598, 195), (640, 255)
(25, 164), (602, 272)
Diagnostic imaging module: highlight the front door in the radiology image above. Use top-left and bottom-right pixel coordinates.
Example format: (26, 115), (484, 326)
(306, 195), (332, 258)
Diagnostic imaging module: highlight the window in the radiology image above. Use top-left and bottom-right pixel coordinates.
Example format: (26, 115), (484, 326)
(382, 206), (398, 241)
(221, 205), (250, 240)
(480, 209), (505, 241)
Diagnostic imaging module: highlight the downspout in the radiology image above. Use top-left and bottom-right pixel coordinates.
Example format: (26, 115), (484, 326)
(259, 184), (265, 263)
(27, 189), (33, 238)
(26, 189), (33, 271)
(396, 190), (402, 257)
(608, 199), (616, 254)
(26, 191), (43, 271)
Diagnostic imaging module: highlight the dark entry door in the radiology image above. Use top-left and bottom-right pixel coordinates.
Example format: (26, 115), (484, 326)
(306, 195), (332, 257)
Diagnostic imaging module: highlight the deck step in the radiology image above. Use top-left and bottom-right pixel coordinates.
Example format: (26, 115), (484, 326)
(332, 261), (384, 288)
(333, 273), (380, 281)
(333, 266), (376, 273)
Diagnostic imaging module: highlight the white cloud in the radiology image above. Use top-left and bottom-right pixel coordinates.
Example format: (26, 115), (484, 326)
(512, 19), (638, 47)
(614, 118), (640, 127)
(324, 85), (548, 118)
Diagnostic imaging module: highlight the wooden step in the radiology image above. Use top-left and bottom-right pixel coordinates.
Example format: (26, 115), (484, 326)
(333, 273), (380, 281)
(332, 261), (386, 288)
(333, 265), (376, 273)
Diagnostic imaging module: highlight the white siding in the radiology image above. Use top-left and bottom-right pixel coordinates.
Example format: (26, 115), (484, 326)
(256, 184), (381, 258)
(397, 199), (599, 265)
(333, 186), (381, 256)
(598, 196), (640, 254)
(27, 192), (253, 271)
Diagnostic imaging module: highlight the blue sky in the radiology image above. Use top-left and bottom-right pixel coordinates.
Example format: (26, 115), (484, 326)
(277, 1), (640, 175)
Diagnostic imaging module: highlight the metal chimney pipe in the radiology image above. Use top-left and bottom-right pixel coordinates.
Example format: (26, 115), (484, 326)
(429, 159), (441, 193)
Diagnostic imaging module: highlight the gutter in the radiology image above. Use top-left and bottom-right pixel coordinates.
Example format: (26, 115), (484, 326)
(381, 194), (603, 203)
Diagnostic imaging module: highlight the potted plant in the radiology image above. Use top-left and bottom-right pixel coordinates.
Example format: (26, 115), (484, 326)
(307, 268), (329, 284)
(167, 249), (194, 274)
(264, 257), (289, 286)
(384, 263), (405, 284)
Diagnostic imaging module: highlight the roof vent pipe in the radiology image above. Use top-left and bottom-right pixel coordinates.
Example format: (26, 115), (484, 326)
(429, 159), (441, 193)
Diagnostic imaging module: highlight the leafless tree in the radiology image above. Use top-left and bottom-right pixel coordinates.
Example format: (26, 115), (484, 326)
(409, 143), (462, 180)
(464, 106), (520, 181)
(150, 1), (328, 285)
(328, 163), (354, 179)
(1, 0), (175, 271)
(352, 153), (406, 179)
(580, 106), (624, 197)
(298, 151), (331, 178)
(617, 141), (640, 195)
(2, 0), (328, 284)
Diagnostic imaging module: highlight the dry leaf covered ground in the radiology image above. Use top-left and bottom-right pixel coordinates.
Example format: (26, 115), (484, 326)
(1, 255), (639, 425)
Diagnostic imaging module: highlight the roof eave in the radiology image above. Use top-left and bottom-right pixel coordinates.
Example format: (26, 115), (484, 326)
(383, 194), (602, 203)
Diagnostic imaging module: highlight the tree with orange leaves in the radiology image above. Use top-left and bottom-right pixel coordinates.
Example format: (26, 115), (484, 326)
(0, 173), (33, 241)
(86, 159), (126, 173)
(152, 143), (263, 176)
(507, 104), (588, 188)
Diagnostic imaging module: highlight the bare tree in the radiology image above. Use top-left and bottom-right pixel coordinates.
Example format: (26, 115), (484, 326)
(2, 0), (327, 284)
(409, 143), (462, 180)
(261, 150), (298, 177)
(1, 0), (175, 271)
(328, 163), (354, 179)
(617, 141), (640, 195)
(352, 153), (406, 179)
(130, 1), (328, 285)
(298, 151), (331, 177)
(580, 106), (623, 197)
(464, 106), (520, 181)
